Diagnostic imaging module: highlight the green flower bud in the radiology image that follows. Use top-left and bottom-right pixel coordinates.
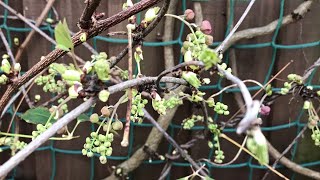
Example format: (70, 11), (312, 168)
(101, 106), (111, 117)
(303, 101), (311, 110)
(203, 78), (210, 84)
(106, 148), (112, 156)
(184, 50), (192, 62)
(94, 59), (110, 81)
(2, 54), (9, 59)
(144, 7), (160, 23)
(46, 18), (54, 24)
(182, 71), (201, 88)
(104, 141), (111, 147)
(82, 149), (87, 155)
(99, 90), (110, 102)
(68, 83), (83, 99)
(0, 75), (8, 84)
(1, 59), (11, 74)
(112, 120), (123, 131)
(14, 37), (19, 46)
(90, 113), (100, 123)
(62, 70), (82, 84)
(198, 48), (221, 70)
(80, 33), (87, 42)
(90, 132), (98, 138)
(99, 155), (107, 164)
(14, 63), (21, 73)
(287, 74), (296, 81)
(87, 151), (94, 157)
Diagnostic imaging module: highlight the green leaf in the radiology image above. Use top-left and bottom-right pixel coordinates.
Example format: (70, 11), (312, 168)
(77, 113), (89, 122)
(20, 107), (55, 125)
(55, 18), (73, 51)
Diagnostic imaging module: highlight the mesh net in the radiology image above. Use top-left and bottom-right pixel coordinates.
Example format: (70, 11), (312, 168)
(1, 0), (320, 179)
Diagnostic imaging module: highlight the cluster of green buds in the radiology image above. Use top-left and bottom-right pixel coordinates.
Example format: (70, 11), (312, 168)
(0, 74), (8, 85)
(58, 98), (69, 113)
(0, 137), (27, 154)
(213, 102), (229, 115)
(198, 48), (221, 70)
(1, 54), (21, 85)
(182, 91), (205, 103)
(216, 63), (232, 77)
(182, 115), (203, 130)
(1, 55), (11, 74)
(152, 92), (183, 115)
(287, 74), (303, 84)
(182, 30), (218, 70)
(163, 95), (183, 108)
(131, 92), (148, 123)
(92, 52), (110, 81)
(265, 84), (272, 96)
(90, 106), (123, 132)
(311, 128), (320, 147)
(82, 132), (114, 164)
(181, 31), (213, 59)
(35, 75), (66, 93)
(32, 123), (52, 140)
(152, 93), (167, 115)
(207, 123), (224, 163)
(303, 100), (320, 147)
(280, 74), (303, 95)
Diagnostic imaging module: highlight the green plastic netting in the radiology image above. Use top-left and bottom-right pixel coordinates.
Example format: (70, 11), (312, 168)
(1, 0), (320, 179)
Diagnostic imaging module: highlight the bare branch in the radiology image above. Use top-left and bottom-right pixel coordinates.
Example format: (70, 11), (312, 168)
(267, 141), (320, 180)
(216, 0), (256, 53)
(14, 0), (56, 62)
(220, 0), (314, 53)
(0, 1), (85, 64)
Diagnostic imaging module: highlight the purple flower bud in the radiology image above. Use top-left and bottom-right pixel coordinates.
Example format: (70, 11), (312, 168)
(200, 20), (212, 35)
(260, 105), (271, 116)
(184, 9), (195, 21)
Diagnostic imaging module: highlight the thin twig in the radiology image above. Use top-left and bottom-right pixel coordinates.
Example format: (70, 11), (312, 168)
(218, 0), (314, 53)
(110, 0), (170, 68)
(262, 125), (308, 180)
(78, 0), (102, 30)
(267, 141), (320, 180)
(220, 134), (289, 180)
(14, 0), (56, 62)
(143, 108), (208, 176)
(0, 1), (85, 64)
(121, 24), (134, 147)
(215, 0), (256, 53)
